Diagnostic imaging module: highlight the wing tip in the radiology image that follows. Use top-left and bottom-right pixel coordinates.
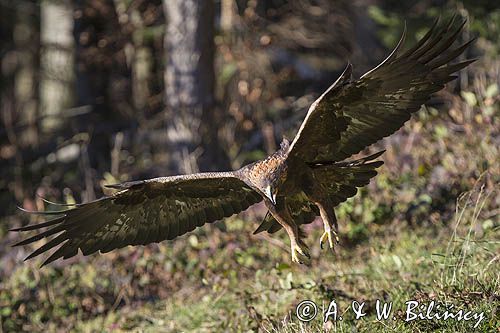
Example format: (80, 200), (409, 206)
(16, 205), (30, 213)
(10, 224), (29, 232)
(17, 205), (70, 216)
(360, 22), (407, 79)
(10, 215), (67, 233)
(40, 252), (62, 267)
(252, 225), (266, 235)
(253, 211), (272, 234)
(24, 251), (38, 261)
(104, 183), (124, 190)
(371, 149), (386, 161)
(340, 61), (353, 81)
(105, 180), (146, 190)
(36, 194), (77, 207)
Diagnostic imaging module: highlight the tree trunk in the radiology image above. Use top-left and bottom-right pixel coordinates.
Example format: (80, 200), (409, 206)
(15, 5), (39, 148)
(163, 0), (227, 174)
(221, 0), (237, 33)
(40, 0), (74, 133)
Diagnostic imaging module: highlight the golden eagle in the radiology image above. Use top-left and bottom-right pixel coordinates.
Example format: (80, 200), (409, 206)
(12, 17), (475, 265)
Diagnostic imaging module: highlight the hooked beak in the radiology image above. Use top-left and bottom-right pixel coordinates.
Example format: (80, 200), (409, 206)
(264, 186), (276, 205)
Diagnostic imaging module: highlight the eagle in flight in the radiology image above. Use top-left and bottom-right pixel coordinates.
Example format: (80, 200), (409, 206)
(13, 17), (475, 265)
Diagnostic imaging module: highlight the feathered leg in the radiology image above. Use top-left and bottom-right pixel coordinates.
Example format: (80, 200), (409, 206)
(305, 183), (339, 251)
(266, 198), (310, 264)
(315, 200), (339, 251)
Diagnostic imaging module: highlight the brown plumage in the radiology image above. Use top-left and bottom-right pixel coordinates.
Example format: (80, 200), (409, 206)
(12, 17), (476, 265)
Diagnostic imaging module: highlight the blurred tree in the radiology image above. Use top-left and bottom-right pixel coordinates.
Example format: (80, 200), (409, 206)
(72, 0), (125, 188)
(14, 4), (39, 148)
(0, 2), (40, 204)
(163, 0), (229, 173)
(40, 0), (75, 132)
(221, 0), (237, 32)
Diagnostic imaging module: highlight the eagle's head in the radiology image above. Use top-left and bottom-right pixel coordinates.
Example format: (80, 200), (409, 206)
(246, 138), (290, 205)
(262, 160), (288, 205)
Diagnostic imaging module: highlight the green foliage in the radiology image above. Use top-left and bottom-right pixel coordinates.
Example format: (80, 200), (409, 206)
(60, 197), (497, 332)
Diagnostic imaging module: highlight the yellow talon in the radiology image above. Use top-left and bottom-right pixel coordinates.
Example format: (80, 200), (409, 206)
(291, 243), (310, 264)
(320, 229), (339, 250)
(291, 251), (302, 264)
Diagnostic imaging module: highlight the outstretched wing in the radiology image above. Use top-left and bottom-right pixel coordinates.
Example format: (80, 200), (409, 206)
(288, 17), (476, 164)
(12, 172), (262, 266)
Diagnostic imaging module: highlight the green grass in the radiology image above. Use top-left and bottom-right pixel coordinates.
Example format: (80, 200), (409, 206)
(68, 182), (498, 332)
(2, 174), (497, 333)
(4, 176), (493, 333)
